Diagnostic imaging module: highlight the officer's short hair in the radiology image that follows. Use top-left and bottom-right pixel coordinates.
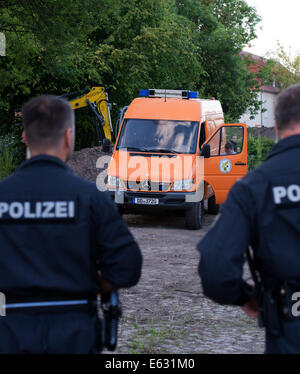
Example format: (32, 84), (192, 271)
(275, 84), (300, 131)
(22, 95), (74, 148)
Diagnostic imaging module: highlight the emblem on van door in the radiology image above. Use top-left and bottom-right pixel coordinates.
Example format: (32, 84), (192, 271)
(219, 159), (232, 174)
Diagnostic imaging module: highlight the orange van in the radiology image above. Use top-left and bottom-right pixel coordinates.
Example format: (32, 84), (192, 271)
(106, 89), (247, 229)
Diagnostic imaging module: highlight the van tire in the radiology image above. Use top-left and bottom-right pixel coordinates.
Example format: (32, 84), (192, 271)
(185, 200), (204, 230)
(207, 195), (219, 215)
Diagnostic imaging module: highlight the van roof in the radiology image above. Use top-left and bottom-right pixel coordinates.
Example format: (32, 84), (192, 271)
(124, 97), (222, 122)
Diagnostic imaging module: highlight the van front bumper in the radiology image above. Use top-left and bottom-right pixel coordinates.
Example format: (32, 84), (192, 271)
(108, 190), (197, 212)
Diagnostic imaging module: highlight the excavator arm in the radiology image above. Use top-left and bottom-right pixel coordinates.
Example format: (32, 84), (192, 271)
(61, 86), (113, 145)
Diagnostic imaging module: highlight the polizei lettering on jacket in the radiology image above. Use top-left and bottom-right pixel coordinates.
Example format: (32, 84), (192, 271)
(273, 185), (300, 205)
(0, 201), (75, 220)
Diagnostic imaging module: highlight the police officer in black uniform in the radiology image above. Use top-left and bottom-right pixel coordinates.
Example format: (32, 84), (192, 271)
(197, 84), (300, 354)
(0, 95), (142, 354)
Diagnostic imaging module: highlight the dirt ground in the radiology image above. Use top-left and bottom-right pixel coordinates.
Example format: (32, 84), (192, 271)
(108, 212), (265, 354)
(68, 147), (265, 354)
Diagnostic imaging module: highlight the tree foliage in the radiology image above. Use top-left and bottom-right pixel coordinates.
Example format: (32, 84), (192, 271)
(176, 0), (262, 121)
(247, 134), (275, 171)
(0, 0), (263, 149)
(266, 43), (300, 90)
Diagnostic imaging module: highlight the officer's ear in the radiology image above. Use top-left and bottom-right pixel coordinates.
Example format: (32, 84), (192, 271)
(274, 123), (281, 142)
(22, 131), (29, 147)
(64, 127), (72, 149)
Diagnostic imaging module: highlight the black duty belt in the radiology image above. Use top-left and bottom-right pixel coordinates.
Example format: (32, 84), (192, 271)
(2, 299), (97, 314)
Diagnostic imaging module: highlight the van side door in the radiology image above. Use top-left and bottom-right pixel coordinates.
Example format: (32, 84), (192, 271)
(201, 123), (247, 204)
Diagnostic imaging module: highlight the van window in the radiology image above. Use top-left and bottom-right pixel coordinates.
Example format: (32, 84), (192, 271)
(117, 119), (199, 154)
(206, 126), (244, 156)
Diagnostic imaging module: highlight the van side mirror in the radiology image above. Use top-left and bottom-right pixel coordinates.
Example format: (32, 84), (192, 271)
(201, 144), (211, 158)
(102, 138), (111, 153)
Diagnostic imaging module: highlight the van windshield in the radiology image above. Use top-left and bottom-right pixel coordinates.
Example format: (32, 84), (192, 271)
(116, 119), (199, 154)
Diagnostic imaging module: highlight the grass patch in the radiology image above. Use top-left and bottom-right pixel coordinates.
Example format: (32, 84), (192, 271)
(0, 146), (15, 180)
(0, 134), (24, 180)
(128, 316), (192, 354)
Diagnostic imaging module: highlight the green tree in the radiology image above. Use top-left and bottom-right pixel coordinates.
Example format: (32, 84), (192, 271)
(0, 0), (263, 152)
(176, 0), (262, 121)
(0, 0), (107, 147)
(93, 0), (203, 114)
(266, 43), (300, 90)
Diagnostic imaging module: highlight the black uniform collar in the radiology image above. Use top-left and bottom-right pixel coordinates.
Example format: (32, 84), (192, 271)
(18, 154), (69, 170)
(267, 134), (300, 161)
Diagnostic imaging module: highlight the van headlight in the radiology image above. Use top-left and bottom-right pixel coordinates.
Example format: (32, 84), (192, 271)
(107, 175), (122, 188)
(172, 179), (194, 191)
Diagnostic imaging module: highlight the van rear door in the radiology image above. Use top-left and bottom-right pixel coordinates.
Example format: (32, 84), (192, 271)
(201, 123), (247, 204)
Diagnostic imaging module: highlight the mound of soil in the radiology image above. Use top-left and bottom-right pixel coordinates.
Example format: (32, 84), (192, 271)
(67, 147), (111, 182)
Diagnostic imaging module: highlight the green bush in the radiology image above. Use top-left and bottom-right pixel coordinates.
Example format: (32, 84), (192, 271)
(247, 135), (275, 171)
(0, 148), (15, 180)
(0, 133), (25, 180)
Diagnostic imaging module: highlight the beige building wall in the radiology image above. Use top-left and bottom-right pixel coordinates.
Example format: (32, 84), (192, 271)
(240, 90), (279, 128)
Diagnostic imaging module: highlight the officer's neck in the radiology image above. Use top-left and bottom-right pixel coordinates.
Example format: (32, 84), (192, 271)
(277, 125), (300, 141)
(27, 148), (68, 163)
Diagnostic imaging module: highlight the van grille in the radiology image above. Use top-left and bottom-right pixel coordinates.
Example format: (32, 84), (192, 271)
(125, 180), (171, 192)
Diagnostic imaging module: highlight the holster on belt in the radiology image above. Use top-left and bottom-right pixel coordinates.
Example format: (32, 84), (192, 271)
(260, 290), (281, 337)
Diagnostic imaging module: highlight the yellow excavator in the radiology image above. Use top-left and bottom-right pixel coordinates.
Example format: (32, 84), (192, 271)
(60, 86), (113, 148)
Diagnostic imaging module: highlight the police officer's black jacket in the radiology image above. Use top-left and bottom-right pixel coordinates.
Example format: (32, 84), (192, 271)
(0, 155), (142, 301)
(198, 135), (300, 306)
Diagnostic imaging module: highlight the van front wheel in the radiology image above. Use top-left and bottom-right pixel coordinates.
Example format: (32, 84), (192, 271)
(185, 200), (204, 230)
(207, 195), (219, 215)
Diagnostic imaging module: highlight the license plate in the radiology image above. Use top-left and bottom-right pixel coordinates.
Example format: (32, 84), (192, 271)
(133, 197), (159, 205)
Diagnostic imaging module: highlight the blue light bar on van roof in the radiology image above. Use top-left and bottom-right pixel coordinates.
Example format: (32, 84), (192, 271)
(139, 89), (149, 97)
(139, 89), (199, 99)
(188, 91), (199, 99)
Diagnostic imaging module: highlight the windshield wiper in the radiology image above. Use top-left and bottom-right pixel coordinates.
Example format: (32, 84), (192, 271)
(118, 146), (149, 152)
(118, 146), (180, 154)
(144, 148), (180, 154)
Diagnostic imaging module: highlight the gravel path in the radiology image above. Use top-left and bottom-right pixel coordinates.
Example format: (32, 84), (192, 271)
(106, 212), (265, 354)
